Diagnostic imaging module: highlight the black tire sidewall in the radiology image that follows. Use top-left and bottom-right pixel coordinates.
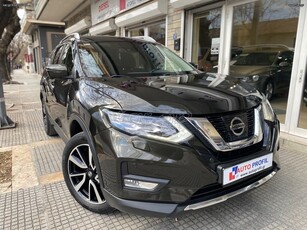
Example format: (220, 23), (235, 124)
(62, 132), (113, 214)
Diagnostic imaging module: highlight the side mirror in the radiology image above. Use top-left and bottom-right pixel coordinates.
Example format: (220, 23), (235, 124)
(279, 62), (290, 67)
(46, 64), (68, 79)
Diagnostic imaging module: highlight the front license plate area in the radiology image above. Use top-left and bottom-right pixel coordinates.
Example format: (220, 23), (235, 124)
(222, 153), (273, 185)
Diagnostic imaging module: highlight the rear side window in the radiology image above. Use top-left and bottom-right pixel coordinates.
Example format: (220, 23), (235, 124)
(60, 44), (74, 73)
(52, 46), (64, 64)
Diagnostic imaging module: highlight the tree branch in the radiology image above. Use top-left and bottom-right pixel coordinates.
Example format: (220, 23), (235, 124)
(0, 5), (20, 49)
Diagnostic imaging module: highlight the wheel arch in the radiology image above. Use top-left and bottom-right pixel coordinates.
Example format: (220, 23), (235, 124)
(68, 113), (106, 189)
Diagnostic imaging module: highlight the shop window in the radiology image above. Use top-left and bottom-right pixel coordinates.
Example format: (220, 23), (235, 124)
(129, 28), (145, 37)
(230, 0), (300, 124)
(148, 22), (166, 45)
(127, 21), (166, 45)
(191, 9), (221, 72)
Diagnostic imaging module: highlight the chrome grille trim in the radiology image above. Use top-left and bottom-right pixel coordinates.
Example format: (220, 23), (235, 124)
(186, 107), (263, 152)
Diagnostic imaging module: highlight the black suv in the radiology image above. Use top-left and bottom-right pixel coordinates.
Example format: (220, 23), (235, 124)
(40, 34), (280, 217)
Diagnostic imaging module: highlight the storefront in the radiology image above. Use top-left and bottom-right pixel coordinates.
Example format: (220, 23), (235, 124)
(175, 0), (307, 138)
(24, 0), (307, 140)
(89, 0), (167, 43)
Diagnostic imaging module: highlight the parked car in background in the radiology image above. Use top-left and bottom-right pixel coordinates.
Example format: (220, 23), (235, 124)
(229, 45), (294, 100)
(40, 34), (280, 217)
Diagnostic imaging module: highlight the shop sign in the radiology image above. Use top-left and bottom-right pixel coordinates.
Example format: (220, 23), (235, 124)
(91, 0), (120, 25)
(211, 37), (220, 55)
(119, 0), (150, 11)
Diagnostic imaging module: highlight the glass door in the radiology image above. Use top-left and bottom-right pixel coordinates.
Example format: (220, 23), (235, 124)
(184, 2), (224, 72)
(286, 0), (307, 138)
(191, 9), (222, 72)
(227, 0), (300, 125)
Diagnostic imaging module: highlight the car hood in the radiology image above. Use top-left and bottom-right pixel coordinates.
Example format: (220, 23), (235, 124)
(82, 73), (262, 115)
(229, 65), (271, 77)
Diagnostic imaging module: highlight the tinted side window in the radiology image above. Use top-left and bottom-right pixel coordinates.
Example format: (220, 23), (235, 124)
(78, 43), (104, 77)
(52, 46), (64, 64)
(60, 44), (74, 73)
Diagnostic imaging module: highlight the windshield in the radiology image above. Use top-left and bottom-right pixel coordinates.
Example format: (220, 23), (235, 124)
(78, 40), (196, 77)
(233, 52), (277, 66)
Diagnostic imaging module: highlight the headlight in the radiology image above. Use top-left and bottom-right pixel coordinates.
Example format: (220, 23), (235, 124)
(252, 75), (260, 81)
(101, 110), (193, 143)
(241, 75), (259, 83)
(261, 97), (275, 122)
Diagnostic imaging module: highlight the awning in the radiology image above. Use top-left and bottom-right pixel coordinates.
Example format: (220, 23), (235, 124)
(170, 0), (213, 9)
(89, 18), (117, 35)
(115, 0), (167, 27)
(21, 19), (65, 34)
(65, 16), (91, 35)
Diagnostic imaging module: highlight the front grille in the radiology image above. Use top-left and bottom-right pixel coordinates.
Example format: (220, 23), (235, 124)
(188, 165), (277, 202)
(207, 108), (255, 142)
(182, 107), (262, 161)
(216, 141), (264, 161)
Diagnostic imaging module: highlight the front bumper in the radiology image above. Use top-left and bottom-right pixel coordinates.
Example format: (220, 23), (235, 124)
(93, 113), (280, 217)
(102, 169), (278, 217)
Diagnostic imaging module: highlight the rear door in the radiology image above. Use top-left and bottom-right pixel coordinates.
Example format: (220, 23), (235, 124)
(46, 45), (64, 121)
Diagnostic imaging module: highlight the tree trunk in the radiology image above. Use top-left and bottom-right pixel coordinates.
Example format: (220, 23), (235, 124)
(0, 0), (20, 129)
(0, 52), (10, 82)
(0, 72), (15, 129)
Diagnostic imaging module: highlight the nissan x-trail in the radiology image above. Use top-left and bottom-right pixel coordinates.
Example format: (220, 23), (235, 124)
(40, 34), (280, 217)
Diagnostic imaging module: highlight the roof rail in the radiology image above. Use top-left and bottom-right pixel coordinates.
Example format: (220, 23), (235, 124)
(131, 36), (156, 43)
(60, 33), (80, 43)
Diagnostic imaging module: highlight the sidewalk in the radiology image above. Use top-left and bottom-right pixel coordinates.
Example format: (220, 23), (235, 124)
(0, 69), (307, 229)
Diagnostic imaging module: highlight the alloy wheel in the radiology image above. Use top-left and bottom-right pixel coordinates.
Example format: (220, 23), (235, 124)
(67, 144), (105, 204)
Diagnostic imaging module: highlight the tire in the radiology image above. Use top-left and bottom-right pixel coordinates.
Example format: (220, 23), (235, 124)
(42, 103), (58, 136)
(263, 81), (274, 100)
(62, 132), (114, 214)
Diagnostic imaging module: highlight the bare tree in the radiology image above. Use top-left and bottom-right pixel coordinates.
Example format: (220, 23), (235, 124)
(0, 0), (21, 129)
(7, 32), (30, 68)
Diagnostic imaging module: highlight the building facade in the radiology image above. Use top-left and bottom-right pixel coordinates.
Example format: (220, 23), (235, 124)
(22, 0), (307, 140)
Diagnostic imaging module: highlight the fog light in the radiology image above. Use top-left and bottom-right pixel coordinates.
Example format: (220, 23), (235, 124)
(124, 179), (158, 191)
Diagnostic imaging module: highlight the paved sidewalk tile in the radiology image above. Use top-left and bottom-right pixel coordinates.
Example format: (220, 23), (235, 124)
(33, 142), (65, 176)
(22, 102), (42, 111)
(0, 187), (46, 230)
(1, 147), (305, 230)
(25, 110), (51, 142)
(0, 112), (28, 147)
